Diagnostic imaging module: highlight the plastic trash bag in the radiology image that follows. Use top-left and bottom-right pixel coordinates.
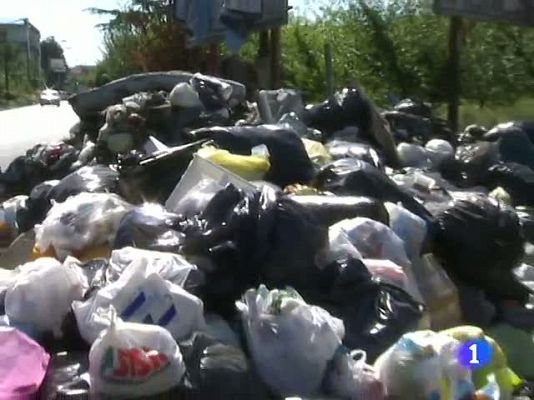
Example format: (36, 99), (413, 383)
(0, 327), (50, 398)
(397, 143), (432, 169)
(236, 285), (345, 397)
(442, 325), (523, 398)
(113, 203), (184, 252)
(196, 146), (271, 181)
(73, 255), (205, 344)
(385, 202), (427, 260)
(258, 89), (306, 123)
(374, 330), (474, 400)
(488, 323), (534, 380)
(48, 165), (120, 204)
(425, 139), (454, 169)
(289, 195), (389, 227)
(306, 257), (423, 362)
(324, 349), (385, 400)
(411, 254), (462, 331)
(180, 332), (271, 400)
(394, 98), (433, 118)
(0, 195), (28, 245)
(485, 163), (534, 206)
(40, 351), (90, 400)
(89, 310), (186, 398)
(440, 142), (500, 187)
(433, 195), (529, 301)
(15, 180), (59, 233)
(326, 140), (384, 170)
(362, 259), (417, 298)
(35, 192), (132, 261)
(5, 258), (86, 338)
(189, 124), (314, 188)
(329, 217), (411, 267)
(484, 124), (534, 169)
(167, 178), (226, 219)
(303, 88), (373, 139)
(169, 82), (202, 108)
(315, 159), (433, 223)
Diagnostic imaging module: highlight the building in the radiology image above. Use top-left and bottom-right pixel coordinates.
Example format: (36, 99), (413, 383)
(0, 18), (41, 80)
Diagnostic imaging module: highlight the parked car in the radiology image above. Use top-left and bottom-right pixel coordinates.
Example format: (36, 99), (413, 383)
(39, 89), (61, 106)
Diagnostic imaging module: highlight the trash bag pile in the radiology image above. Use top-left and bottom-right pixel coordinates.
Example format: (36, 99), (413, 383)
(1, 74), (534, 399)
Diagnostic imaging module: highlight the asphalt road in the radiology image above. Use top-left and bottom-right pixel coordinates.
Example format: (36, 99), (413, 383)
(0, 101), (79, 170)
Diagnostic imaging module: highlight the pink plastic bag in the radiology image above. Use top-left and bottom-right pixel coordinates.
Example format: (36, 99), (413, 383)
(0, 327), (50, 399)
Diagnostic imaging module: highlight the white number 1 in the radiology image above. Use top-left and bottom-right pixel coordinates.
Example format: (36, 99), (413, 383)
(469, 344), (480, 364)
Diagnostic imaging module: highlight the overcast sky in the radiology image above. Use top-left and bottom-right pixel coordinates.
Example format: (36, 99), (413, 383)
(2, 0), (309, 66)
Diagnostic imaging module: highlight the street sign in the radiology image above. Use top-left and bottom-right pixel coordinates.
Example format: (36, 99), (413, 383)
(49, 58), (67, 73)
(434, 0), (534, 26)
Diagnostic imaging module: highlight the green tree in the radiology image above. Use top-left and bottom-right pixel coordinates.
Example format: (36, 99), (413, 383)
(40, 36), (67, 87)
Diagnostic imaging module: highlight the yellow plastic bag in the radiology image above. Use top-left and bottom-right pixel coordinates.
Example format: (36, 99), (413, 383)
(196, 147), (270, 181)
(302, 139), (332, 167)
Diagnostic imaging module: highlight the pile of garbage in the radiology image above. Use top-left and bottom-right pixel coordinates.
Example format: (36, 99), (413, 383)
(0, 71), (533, 399)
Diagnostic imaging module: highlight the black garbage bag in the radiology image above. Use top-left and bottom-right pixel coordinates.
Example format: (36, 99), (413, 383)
(516, 207), (534, 243)
(191, 74), (232, 112)
(497, 128), (534, 170)
(181, 184), (327, 317)
(485, 163), (534, 206)
(382, 111), (433, 142)
(40, 352), (90, 400)
(113, 203), (185, 253)
(302, 257), (423, 362)
(16, 180), (60, 232)
(79, 258), (113, 300)
(118, 141), (205, 204)
(180, 332), (271, 400)
(315, 158), (433, 223)
(439, 142), (500, 187)
(433, 196), (529, 302)
(0, 143), (78, 197)
(189, 125), (314, 188)
(326, 140), (384, 170)
(394, 98), (432, 118)
(289, 195), (389, 227)
(303, 88), (373, 140)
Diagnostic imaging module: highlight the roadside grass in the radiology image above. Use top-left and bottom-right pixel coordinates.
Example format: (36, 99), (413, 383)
(0, 91), (39, 111)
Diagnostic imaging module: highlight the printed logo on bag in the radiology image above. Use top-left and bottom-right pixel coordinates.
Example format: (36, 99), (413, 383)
(100, 347), (170, 382)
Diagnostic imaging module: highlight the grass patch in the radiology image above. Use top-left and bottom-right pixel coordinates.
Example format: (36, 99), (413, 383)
(459, 98), (534, 129)
(0, 91), (39, 110)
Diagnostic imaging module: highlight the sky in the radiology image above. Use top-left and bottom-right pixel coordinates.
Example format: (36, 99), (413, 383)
(2, 0), (308, 67)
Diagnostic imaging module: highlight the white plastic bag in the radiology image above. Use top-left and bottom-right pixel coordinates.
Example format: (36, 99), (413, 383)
(169, 82), (202, 108)
(397, 143), (431, 168)
(89, 309), (186, 398)
(385, 202), (427, 260)
(425, 139), (454, 169)
(5, 257), (86, 337)
(236, 285), (345, 397)
(109, 247), (197, 286)
(35, 193), (132, 261)
(326, 349), (386, 400)
(330, 218), (411, 267)
(73, 256), (205, 344)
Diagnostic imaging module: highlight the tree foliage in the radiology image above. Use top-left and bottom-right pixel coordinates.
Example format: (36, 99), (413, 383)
(40, 36), (67, 87)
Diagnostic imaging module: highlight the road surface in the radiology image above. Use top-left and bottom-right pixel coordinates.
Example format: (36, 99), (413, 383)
(0, 102), (79, 170)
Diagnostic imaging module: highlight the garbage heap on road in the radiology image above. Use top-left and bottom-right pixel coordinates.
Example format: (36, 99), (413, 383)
(0, 71), (534, 399)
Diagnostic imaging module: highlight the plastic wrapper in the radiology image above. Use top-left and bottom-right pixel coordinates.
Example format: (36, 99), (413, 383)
(385, 202), (427, 259)
(485, 162), (534, 207)
(180, 332), (271, 400)
(73, 252), (205, 344)
(442, 325), (523, 398)
(315, 159), (433, 223)
(196, 146), (271, 181)
(117, 141), (206, 204)
(113, 203), (184, 253)
(89, 310), (186, 398)
(189, 124), (314, 188)
(305, 257), (423, 362)
(0, 327), (50, 398)
(324, 349), (385, 400)
(433, 195), (529, 302)
(397, 143), (432, 169)
(34, 192), (132, 261)
(302, 138), (332, 167)
(5, 257), (86, 338)
(326, 140), (384, 170)
(374, 330), (475, 400)
(236, 285), (345, 397)
(289, 195), (389, 227)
